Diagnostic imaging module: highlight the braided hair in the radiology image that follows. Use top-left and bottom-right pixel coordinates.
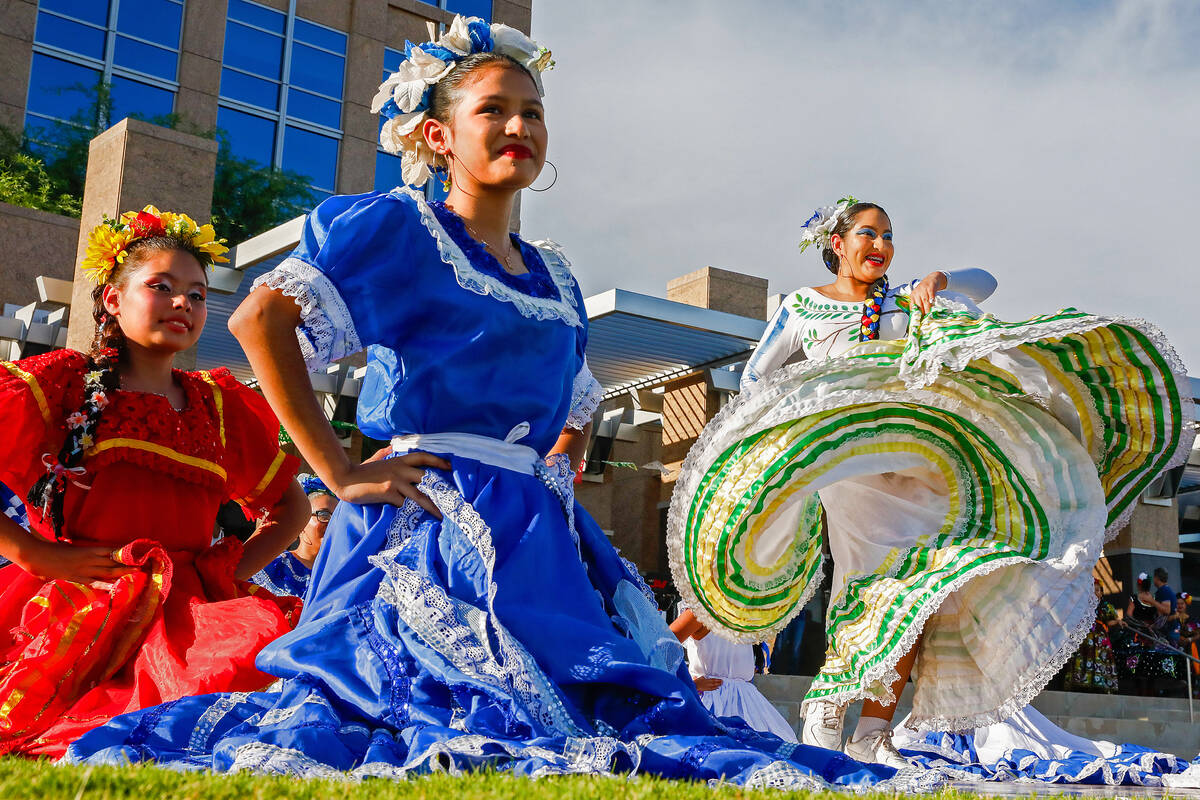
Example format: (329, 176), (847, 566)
(26, 236), (200, 539)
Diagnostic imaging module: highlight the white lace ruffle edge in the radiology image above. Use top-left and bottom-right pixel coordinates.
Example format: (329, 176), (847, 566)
(566, 359), (603, 431)
(253, 257), (363, 370)
(393, 186), (583, 328)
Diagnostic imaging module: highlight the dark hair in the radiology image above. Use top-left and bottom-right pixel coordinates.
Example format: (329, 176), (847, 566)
(426, 51), (538, 173)
(820, 202), (890, 274)
(1137, 575), (1151, 592)
(1154, 567), (1169, 583)
(26, 236), (202, 538)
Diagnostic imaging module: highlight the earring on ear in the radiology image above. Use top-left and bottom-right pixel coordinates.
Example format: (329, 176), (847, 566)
(441, 153), (452, 192)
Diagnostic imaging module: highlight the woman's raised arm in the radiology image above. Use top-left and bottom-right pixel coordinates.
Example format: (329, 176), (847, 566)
(229, 285), (448, 515)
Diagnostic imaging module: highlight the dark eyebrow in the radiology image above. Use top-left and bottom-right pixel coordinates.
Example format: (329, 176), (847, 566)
(144, 272), (208, 289)
(476, 94), (543, 108)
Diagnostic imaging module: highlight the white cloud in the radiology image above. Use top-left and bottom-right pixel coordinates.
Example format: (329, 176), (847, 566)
(526, 0), (1200, 374)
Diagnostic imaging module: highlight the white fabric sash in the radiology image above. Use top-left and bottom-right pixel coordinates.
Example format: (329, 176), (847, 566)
(391, 423), (536, 475)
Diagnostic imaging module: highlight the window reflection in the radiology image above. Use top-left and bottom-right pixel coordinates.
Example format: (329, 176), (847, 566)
(25, 0), (183, 152)
(217, 1), (346, 198)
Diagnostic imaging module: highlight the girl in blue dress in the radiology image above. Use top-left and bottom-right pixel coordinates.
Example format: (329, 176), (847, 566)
(65, 17), (895, 789)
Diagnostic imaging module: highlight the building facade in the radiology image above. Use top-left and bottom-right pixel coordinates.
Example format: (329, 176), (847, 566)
(0, 0), (530, 312)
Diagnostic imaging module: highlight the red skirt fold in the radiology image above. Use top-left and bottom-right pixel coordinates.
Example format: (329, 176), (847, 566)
(0, 537), (301, 758)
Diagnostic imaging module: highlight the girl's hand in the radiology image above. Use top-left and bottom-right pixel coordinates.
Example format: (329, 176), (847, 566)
(330, 451), (451, 517)
(693, 677), (723, 692)
(911, 271), (949, 315)
(17, 538), (136, 583)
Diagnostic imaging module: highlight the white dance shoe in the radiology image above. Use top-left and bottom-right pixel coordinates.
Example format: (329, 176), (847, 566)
(800, 701), (846, 750)
(843, 727), (910, 769)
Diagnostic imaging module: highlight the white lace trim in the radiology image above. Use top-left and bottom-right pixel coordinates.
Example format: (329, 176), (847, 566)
(393, 186), (583, 328)
(368, 472), (584, 738)
(566, 359), (603, 431)
(253, 257), (362, 370)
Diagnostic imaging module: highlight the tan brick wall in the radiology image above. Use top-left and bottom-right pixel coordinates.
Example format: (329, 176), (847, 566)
(666, 266), (769, 320)
(0, 203), (79, 311)
(1105, 500), (1181, 554)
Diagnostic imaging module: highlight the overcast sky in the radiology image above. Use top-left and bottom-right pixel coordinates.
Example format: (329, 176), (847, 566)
(523, 0), (1200, 375)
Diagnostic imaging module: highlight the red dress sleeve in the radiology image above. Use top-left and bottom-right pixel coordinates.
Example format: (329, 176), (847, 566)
(0, 349), (85, 497)
(204, 368), (300, 518)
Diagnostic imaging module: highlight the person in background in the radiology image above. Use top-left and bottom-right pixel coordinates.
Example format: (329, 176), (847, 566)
(671, 608), (798, 743)
(249, 473), (338, 599)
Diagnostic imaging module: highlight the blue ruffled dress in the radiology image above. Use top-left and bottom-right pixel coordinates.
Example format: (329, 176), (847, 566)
(64, 187), (893, 788)
(249, 552), (311, 600)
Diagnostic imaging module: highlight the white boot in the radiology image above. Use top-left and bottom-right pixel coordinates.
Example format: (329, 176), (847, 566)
(843, 726), (910, 769)
(800, 701), (846, 750)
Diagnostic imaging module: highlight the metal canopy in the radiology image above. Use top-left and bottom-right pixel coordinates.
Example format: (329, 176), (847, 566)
(584, 289), (765, 399)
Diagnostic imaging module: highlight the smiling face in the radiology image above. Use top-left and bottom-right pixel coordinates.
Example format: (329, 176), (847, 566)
(102, 246), (207, 354)
(830, 207), (894, 283)
(424, 61), (547, 192)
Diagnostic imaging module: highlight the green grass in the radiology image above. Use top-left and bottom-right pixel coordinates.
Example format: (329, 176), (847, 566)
(0, 760), (1041, 800)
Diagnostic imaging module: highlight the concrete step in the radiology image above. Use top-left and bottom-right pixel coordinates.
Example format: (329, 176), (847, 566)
(1042, 715), (1196, 759)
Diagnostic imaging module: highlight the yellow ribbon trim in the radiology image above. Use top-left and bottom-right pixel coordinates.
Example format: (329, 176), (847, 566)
(197, 371), (226, 447)
(1, 361), (51, 425)
(236, 449), (287, 506)
(85, 438), (227, 481)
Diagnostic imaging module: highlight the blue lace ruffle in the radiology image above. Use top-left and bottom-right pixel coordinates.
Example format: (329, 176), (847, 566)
(428, 202), (560, 302)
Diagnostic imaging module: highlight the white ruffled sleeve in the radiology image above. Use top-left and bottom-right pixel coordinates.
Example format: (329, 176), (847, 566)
(566, 358), (602, 431)
(253, 257), (361, 371)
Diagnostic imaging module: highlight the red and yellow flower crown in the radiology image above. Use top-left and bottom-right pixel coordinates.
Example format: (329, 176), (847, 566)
(81, 205), (229, 285)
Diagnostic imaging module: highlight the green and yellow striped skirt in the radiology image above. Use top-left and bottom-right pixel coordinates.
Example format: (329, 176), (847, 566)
(668, 306), (1194, 730)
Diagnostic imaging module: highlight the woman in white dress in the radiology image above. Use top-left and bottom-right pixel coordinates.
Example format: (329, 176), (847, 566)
(667, 195), (1192, 773)
(671, 608), (798, 743)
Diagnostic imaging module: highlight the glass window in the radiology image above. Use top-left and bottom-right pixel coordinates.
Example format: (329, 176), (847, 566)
(293, 19), (346, 53)
(38, 0), (108, 27)
(113, 36), (179, 82)
(282, 125), (338, 190)
(223, 20), (284, 80)
(25, 54), (101, 120)
(287, 88), (341, 129)
(374, 151), (404, 192)
(116, 0), (183, 49)
(227, 0), (285, 34)
(23, 116), (82, 159)
(220, 68), (279, 111)
(288, 43), (344, 99)
(383, 47), (404, 76)
(110, 75), (175, 122)
(445, 0), (492, 20)
(217, 106), (276, 167)
(35, 12), (105, 61)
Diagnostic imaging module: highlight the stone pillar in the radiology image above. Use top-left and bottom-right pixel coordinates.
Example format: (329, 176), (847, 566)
(0, 0), (36, 132)
(174, 0), (229, 132)
(667, 266), (769, 320)
(66, 119), (219, 369)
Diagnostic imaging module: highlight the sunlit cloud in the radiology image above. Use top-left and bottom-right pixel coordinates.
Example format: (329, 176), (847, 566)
(527, 0), (1200, 373)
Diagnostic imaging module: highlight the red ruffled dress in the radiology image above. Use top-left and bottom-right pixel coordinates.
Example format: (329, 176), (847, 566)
(0, 349), (301, 758)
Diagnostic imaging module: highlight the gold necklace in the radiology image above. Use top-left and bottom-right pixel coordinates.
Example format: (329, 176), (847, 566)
(448, 206), (520, 274)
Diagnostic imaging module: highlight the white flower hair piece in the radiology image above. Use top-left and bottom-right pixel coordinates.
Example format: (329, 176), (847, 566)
(798, 195), (859, 254)
(370, 15), (554, 187)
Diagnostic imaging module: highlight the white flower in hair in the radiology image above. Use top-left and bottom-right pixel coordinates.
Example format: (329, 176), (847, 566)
(440, 15), (474, 56)
(798, 196), (858, 254)
(491, 25), (550, 95)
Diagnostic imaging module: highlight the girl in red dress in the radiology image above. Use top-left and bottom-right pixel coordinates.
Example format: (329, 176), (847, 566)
(0, 207), (308, 758)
